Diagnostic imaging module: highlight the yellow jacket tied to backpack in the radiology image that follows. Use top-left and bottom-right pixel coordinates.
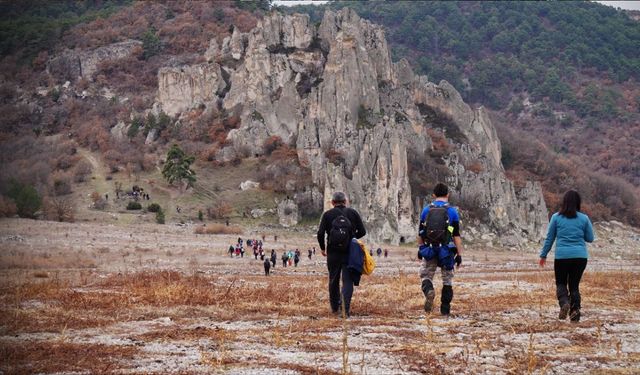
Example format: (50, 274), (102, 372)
(357, 239), (376, 275)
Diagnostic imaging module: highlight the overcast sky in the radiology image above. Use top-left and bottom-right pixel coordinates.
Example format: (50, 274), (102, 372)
(273, 0), (640, 11)
(595, 1), (640, 11)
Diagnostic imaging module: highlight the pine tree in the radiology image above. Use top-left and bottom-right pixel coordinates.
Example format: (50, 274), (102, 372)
(162, 144), (196, 189)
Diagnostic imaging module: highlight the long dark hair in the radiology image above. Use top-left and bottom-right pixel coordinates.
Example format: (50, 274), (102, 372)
(559, 190), (581, 218)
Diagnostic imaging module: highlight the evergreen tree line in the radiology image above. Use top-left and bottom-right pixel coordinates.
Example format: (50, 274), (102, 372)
(0, 0), (132, 63)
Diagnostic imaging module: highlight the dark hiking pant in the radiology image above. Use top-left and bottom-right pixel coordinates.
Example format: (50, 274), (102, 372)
(554, 258), (587, 317)
(327, 254), (353, 316)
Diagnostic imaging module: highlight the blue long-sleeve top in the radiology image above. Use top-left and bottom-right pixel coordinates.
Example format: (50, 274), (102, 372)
(539, 212), (595, 259)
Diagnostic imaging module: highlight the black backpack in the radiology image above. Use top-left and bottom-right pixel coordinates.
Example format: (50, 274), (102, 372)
(328, 208), (353, 251)
(420, 203), (450, 246)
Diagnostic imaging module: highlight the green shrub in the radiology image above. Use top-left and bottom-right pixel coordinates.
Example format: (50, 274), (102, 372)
(142, 27), (161, 60)
(147, 203), (161, 212)
(156, 208), (165, 224)
(198, 209), (203, 221)
(7, 180), (41, 218)
(127, 117), (143, 138)
(126, 201), (142, 210)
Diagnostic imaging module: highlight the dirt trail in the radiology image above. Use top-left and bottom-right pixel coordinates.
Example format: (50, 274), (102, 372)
(77, 147), (110, 194)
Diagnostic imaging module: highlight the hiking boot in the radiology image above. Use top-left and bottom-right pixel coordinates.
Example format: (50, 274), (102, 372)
(440, 285), (453, 316)
(424, 289), (436, 313)
(570, 309), (580, 322)
(559, 303), (570, 320)
(421, 279), (435, 313)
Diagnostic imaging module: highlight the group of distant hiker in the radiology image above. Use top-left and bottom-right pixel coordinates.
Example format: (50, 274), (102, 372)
(105, 185), (151, 202)
(226, 237), (322, 276)
(317, 183), (593, 323)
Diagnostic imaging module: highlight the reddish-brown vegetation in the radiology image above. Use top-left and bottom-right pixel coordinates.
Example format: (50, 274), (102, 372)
(497, 121), (640, 225)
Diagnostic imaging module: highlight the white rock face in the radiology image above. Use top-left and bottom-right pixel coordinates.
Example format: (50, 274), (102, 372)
(153, 9), (548, 244)
(158, 63), (227, 116)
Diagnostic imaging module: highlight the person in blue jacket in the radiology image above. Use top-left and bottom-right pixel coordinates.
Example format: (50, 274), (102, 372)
(539, 190), (594, 322)
(417, 183), (464, 316)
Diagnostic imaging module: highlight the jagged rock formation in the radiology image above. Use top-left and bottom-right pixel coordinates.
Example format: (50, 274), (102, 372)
(155, 9), (548, 245)
(48, 40), (142, 81)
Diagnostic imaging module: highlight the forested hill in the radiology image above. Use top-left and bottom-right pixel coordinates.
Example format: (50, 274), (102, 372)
(287, 0), (640, 225)
(292, 1), (639, 109)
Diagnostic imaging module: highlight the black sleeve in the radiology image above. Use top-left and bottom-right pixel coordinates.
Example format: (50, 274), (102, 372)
(317, 212), (327, 251)
(451, 220), (460, 237)
(350, 209), (367, 239)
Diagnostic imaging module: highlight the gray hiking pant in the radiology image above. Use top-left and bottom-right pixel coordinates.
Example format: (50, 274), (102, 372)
(420, 258), (454, 286)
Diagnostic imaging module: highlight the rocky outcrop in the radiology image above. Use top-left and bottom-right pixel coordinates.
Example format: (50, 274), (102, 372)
(157, 63), (227, 116)
(47, 51), (82, 82)
(80, 40), (142, 79)
(154, 9), (548, 245)
(48, 40), (142, 81)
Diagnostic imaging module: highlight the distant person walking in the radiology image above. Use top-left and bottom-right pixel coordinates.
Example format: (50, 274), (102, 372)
(417, 183), (463, 316)
(317, 191), (366, 317)
(264, 258), (271, 276)
(271, 250), (277, 267)
(539, 190), (594, 322)
(288, 250), (294, 266)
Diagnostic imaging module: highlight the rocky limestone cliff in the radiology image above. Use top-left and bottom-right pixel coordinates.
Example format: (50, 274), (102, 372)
(158, 63), (227, 116)
(155, 9), (548, 245)
(48, 40), (142, 81)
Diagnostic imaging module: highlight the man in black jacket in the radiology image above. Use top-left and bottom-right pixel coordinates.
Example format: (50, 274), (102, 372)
(317, 191), (366, 317)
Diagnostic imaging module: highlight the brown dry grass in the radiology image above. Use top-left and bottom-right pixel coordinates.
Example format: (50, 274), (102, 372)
(0, 244), (638, 373)
(2, 267), (637, 334)
(0, 248), (97, 270)
(194, 223), (243, 235)
(0, 340), (139, 374)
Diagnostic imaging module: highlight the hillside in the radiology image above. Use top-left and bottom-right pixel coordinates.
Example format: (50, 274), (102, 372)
(0, 0), (639, 229)
(286, 1), (640, 225)
(0, 1), (267, 223)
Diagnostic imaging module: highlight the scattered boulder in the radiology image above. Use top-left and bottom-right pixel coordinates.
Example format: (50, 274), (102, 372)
(251, 208), (273, 218)
(277, 199), (299, 227)
(240, 180), (260, 190)
(110, 121), (128, 141)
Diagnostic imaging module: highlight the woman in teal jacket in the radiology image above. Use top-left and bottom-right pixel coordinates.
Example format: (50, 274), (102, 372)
(539, 190), (594, 322)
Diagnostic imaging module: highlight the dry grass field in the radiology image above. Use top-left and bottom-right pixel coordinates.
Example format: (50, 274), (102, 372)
(1, 218), (639, 374)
